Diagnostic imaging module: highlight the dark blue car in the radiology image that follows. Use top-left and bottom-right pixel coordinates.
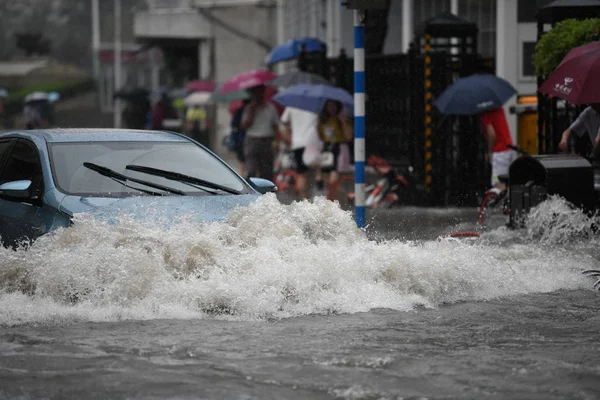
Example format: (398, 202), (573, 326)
(0, 129), (276, 248)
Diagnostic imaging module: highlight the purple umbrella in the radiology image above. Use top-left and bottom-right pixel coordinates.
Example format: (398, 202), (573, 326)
(272, 84), (354, 114)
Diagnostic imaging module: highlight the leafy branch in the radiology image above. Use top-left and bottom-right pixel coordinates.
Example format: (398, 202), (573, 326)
(534, 18), (600, 77)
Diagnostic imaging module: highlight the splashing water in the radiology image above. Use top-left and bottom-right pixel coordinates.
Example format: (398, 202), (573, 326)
(525, 195), (600, 244)
(0, 195), (594, 326)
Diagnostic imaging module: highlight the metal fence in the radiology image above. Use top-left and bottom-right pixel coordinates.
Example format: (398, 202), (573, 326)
(300, 48), (494, 206)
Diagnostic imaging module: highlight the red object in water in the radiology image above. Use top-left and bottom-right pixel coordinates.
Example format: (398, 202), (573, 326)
(538, 41), (600, 104)
(186, 80), (216, 92)
(219, 70), (277, 95)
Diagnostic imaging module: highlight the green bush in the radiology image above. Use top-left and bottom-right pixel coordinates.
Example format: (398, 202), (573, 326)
(6, 78), (93, 102)
(2, 78), (95, 115)
(533, 18), (600, 77)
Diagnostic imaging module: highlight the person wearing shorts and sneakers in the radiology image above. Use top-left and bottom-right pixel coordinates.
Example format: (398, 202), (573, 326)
(480, 107), (515, 191)
(281, 106), (318, 198)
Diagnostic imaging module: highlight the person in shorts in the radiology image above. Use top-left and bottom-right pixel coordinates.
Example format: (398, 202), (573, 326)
(280, 106), (318, 198)
(480, 107), (515, 191)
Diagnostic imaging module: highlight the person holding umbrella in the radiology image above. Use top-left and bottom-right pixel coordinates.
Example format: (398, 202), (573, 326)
(433, 73), (517, 190)
(280, 105), (318, 199)
(272, 83), (355, 193)
(317, 100), (353, 192)
(539, 41), (600, 156)
(241, 85), (282, 182)
(479, 107), (515, 191)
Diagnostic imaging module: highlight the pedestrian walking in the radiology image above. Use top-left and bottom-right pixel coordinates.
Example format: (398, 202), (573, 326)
(317, 100), (353, 191)
(151, 93), (177, 130)
(241, 85), (281, 182)
(185, 105), (209, 146)
(280, 106), (318, 198)
(230, 99), (250, 176)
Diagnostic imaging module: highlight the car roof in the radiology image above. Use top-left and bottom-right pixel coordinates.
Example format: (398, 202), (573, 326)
(0, 128), (190, 143)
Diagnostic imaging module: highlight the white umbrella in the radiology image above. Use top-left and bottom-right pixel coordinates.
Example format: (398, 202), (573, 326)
(24, 91), (49, 103)
(183, 92), (212, 107)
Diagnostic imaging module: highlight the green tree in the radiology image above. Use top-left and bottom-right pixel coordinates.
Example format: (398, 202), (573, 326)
(533, 18), (600, 77)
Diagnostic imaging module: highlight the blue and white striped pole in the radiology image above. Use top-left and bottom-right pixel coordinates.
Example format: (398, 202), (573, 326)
(353, 10), (366, 228)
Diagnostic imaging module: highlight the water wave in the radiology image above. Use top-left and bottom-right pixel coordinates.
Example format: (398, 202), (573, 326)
(0, 195), (593, 326)
(525, 195), (600, 244)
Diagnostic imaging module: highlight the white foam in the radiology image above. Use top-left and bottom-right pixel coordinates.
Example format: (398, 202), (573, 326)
(0, 195), (593, 326)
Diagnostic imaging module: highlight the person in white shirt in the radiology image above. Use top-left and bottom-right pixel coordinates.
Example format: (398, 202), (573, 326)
(280, 107), (318, 198)
(241, 85), (281, 182)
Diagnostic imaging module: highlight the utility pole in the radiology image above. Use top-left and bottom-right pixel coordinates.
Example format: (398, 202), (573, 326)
(343, 0), (387, 228)
(113, 0), (122, 128)
(91, 0), (100, 80)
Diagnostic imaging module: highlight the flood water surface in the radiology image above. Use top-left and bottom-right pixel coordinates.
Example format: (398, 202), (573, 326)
(0, 195), (598, 399)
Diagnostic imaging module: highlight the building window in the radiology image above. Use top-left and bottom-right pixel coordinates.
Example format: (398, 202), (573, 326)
(522, 41), (536, 78)
(458, 0), (496, 59)
(518, 0), (553, 23)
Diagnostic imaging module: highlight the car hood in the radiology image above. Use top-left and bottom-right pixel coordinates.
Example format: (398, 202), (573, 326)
(58, 194), (261, 223)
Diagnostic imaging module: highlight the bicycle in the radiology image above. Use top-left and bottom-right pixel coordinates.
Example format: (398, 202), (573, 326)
(328, 155), (414, 210)
(477, 144), (529, 225)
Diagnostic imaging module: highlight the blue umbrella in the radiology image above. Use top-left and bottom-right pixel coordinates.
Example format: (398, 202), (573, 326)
(266, 38), (325, 65)
(273, 84), (354, 114)
(434, 74), (517, 115)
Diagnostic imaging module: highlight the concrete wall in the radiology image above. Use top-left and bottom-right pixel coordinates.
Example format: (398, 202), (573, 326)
(134, 11), (211, 39)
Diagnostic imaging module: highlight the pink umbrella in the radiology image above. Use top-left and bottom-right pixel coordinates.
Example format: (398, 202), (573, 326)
(218, 70), (277, 95)
(186, 80), (216, 92)
(538, 41), (600, 104)
(228, 86), (284, 116)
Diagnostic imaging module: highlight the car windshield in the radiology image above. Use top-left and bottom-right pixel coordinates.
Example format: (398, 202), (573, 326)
(49, 141), (249, 196)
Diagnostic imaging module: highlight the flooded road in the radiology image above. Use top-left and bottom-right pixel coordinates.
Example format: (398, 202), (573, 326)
(0, 195), (598, 399)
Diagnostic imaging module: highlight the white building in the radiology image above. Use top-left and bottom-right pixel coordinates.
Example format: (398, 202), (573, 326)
(277, 0), (551, 143)
(134, 0), (277, 152)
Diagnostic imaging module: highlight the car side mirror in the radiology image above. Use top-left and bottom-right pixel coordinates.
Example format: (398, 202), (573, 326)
(248, 177), (277, 194)
(0, 180), (33, 199)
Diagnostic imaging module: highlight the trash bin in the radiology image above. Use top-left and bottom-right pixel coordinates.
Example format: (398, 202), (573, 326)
(508, 154), (595, 228)
(510, 95), (538, 155)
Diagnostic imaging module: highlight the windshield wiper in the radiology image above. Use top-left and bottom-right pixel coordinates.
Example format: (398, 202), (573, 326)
(83, 162), (186, 196)
(125, 164), (242, 195)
